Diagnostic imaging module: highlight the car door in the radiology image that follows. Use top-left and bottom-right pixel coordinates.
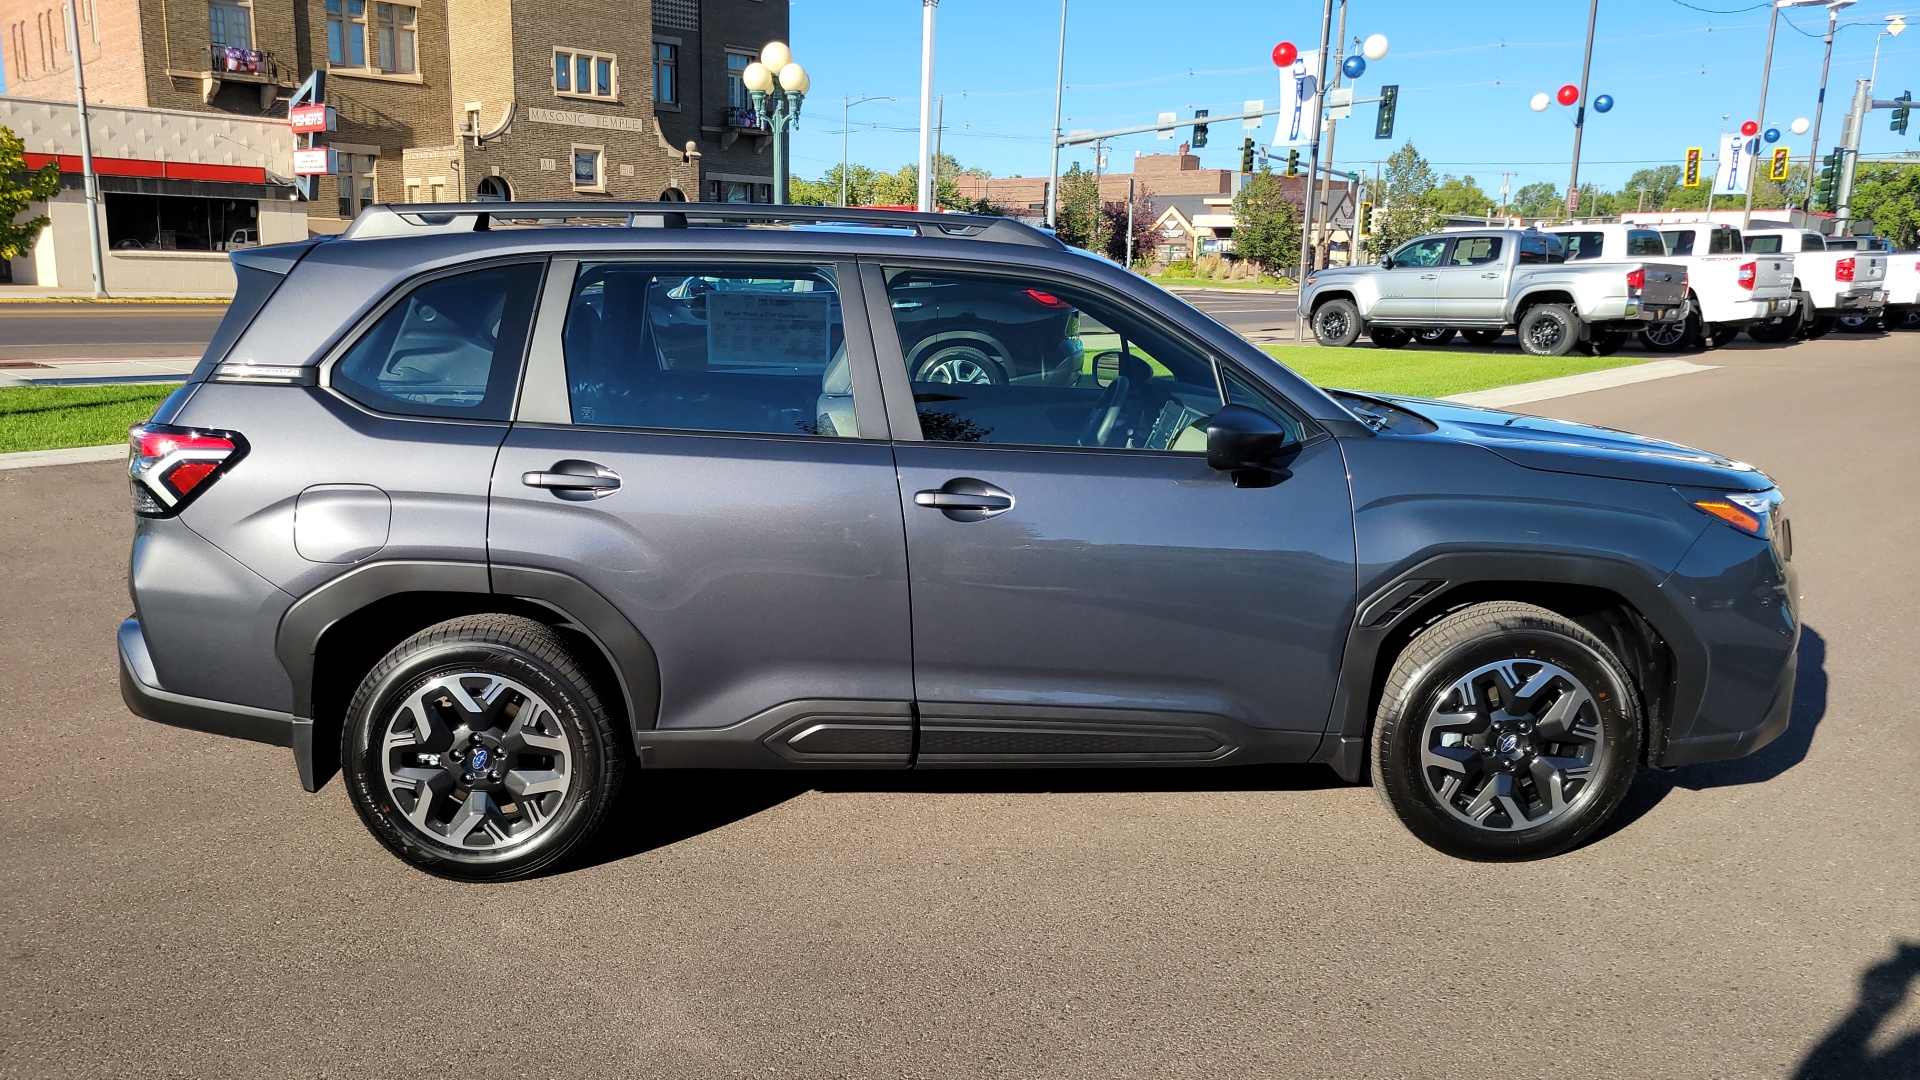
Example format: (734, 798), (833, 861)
(1429, 234), (1509, 323)
(1373, 236), (1450, 321)
(866, 261), (1357, 765)
(491, 256), (917, 763)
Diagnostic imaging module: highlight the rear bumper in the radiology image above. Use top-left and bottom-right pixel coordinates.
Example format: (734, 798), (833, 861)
(1829, 289), (1885, 314)
(118, 616), (295, 747)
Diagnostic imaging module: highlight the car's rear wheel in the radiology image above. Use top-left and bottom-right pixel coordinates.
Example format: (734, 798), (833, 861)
(1745, 318), (1794, 344)
(1370, 326), (1414, 349)
(1641, 308), (1701, 352)
(1312, 299), (1363, 347)
(1462, 329), (1504, 346)
(1415, 327), (1458, 346)
(1579, 330), (1627, 357)
(1517, 304), (1580, 357)
(342, 615), (625, 881)
(1807, 314), (1837, 339)
(1371, 602), (1642, 861)
(914, 343), (1009, 385)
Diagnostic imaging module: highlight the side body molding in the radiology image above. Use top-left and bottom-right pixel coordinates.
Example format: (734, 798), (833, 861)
(276, 560), (661, 791)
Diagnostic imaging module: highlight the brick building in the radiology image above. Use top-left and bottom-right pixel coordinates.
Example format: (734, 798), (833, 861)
(950, 153), (1238, 214)
(3, 0), (784, 238)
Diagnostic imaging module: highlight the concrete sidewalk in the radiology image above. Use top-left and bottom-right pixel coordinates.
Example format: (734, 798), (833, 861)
(0, 357), (198, 387)
(0, 289), (231, 303)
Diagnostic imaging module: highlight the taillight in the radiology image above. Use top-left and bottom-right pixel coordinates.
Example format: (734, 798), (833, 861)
(128, 423), (247, 517)
(1626, 268), (1645, 290)
(1022, 288), (1070, 308)
(1835, 257), (1855, 282)
(1737, 262), (1756, 290)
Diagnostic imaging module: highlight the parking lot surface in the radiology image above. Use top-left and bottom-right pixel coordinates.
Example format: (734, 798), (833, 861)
(1, 333), (1915, 1078)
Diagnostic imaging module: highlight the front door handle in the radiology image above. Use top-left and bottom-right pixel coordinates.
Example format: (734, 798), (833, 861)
(1481, 272), (1501, 278)
(914, 477), (1014, 521)
(1420, 273), (1439, 280)
(523, 459), (621, 500)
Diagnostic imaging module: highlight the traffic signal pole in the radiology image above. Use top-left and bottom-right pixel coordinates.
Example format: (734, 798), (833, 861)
(1742, 0), (1783, 232)
(1293, 0), (1335, 343)
(1836, 78), (1871, 234)
(1800, 4), (1840, 213)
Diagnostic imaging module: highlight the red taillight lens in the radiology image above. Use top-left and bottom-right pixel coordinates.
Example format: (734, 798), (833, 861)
(1626, 268), (1645, 290)
(1022, 288), (1070, 308)
(128, 423), (246, 517)
(1835, 257), (1855, 282)
(1737, 262), (1756, 290)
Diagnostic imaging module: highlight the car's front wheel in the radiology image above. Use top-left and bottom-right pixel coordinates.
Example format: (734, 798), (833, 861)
(1312, 298), (1363, 347)
(1371, 602), (1642, 861)
(1462, 329), (1504, 346)
(341, 615), (626, 881)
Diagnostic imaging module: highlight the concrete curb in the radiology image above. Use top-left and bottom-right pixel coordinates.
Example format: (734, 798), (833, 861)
(0, 444), (124, 471)
(1444, 360), (1717, 409)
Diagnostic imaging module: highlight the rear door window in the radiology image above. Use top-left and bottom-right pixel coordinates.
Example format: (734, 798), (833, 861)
(562, 263), (855, 437)
(1626, 231), (1667, 256)
(1800, 233), (1826, 251)
(1447, 236), (1504, 265)
(1559, 232), (1604, 260)
(1709, 229), (1743, 255)
(1660, 231), (1695, 256)
(330, 261), (542, 421)
(1747, 235), (1784, 254)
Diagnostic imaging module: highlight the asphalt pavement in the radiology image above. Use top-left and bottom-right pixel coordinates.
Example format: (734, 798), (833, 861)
(1168, 286), (1299, 343)
(0, 303), (227, 363)
(1, 334), (1916, 1078)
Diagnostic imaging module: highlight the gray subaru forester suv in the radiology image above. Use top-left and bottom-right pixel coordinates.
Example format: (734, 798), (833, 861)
(119, 203), (1798, 879)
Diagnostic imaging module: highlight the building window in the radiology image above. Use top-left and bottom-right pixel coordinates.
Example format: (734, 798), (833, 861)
(726, 51), (754, 109)
(708, 180), (771, 204)
(105, 193), (260, 252)
(208, 0), (251, 48)
(572, 145), (604, 192)
(653, 41), (677, 104)
(337, 153), (377, 217)
(555, 48), (615, 100)
(326, 0), (414, 73)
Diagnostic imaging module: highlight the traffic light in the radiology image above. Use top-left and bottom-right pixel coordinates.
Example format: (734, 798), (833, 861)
(1285, 149), (1300, 177)
(1359, 201), (1373, 234)
(1241, 136), (1256, 174)
(1815, 149), (1841, 212)
(1191, 109), (1209, 149)
(1375, 84), (1399, 140)
(1893, 91), (1912, 136)
(1683, 147), (1702, 188)
(1769, 147), (1789, 182)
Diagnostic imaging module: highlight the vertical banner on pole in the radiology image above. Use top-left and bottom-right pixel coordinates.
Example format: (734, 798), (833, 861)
(1274, 51), (1321, 147)
(1715, 132), (1756, 196)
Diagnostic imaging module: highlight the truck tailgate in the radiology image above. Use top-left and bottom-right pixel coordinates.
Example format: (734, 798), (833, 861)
(1846, 253), (1887, 293)
(1638, 262), (1687, 307)
(1751, 255), (1793, 297)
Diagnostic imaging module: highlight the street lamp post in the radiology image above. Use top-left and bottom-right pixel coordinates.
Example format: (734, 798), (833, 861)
(61, 0), (107, 297)
(1799, 2), (1857, 213)
(743, 42), (809, 205)
(1746, 0), (1834, 228)
(842, 94), (896, 207)
(917, 0), (939, 211)
(1046, 0), (1068, 229)
(1565, 0), (1600, 216)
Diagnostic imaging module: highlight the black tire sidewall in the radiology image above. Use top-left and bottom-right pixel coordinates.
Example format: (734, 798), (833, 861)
(1370, 326), (1412, 349)
(342, 637), (612, 881)
(1313, 299), (1362, 347)
(1519, 305), (1578, 356)
(1375, 621), (1641, 861)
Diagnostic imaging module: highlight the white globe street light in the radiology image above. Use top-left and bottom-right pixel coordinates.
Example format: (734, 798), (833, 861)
(760, 41), (793, 72)
(743, 43), (807, 203)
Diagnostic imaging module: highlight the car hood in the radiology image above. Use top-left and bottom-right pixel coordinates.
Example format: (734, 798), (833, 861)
(1377, 394), (1774, 491)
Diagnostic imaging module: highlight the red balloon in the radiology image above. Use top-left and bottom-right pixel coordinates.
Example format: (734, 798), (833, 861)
(1557, 84), (1580, 106)
(1273, 41), (1298, 67)
(1740, 120), (1760, 136)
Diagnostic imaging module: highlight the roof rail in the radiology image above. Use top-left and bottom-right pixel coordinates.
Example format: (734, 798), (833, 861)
(338, 200), (1065, 249)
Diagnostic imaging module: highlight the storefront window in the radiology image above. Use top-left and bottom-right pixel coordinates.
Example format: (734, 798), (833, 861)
(105, 194), (260, 252)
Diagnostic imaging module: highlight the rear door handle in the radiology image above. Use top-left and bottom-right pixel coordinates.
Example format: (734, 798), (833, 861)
(914, 477), (1014, 521)
(1420, 273), (1439, 280)
(1481, 272), (1501, 278)
(523, 459), (622, 499)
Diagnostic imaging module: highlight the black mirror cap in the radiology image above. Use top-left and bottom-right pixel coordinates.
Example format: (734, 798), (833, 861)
(1207, 404), (1290, 473)
(1380, 255), (1394, 269)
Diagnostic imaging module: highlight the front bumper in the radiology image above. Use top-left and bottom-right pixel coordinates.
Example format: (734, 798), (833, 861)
(118, 616), (296, 747)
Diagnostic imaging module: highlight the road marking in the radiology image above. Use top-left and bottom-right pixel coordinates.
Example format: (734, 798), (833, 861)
(0, 444), (124, 471)
(1445, 360), (1717, 409)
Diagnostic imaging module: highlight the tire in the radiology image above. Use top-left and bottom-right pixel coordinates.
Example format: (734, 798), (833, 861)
(1807, 314), (1837, 339)
(1836, 313), (1874, 333)
(1581, 330), (1626, 357)
(1312, 298), (1363, 347)
(1745, 318), (1794, 344)
(1371, 602), (1643, 861)
(1641, 307), (1702, 352)
(341, 614), (626, 881)
(1784, 290), (1814, 339)
(913, 342), (1009, 385)
(1415, 327), (1458, 346)
(1370, 326), (1414, 349)
(1462, 329), (1504, 346)
(1517, 304), (1580, 357)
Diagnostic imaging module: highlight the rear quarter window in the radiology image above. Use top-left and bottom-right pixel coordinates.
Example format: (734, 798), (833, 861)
(1559, 231), (1604, 260)
(1747, 235), (1784, 254)
(1709, 229), (1743, 255)
(1626, 231), (1667, 256)
(1661, 231), (1695, 256)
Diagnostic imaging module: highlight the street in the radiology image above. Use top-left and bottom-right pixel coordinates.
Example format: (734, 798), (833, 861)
(0, 304), (228, 363)
(1, 333), (1914, 1078)
(1169, 286), (1299, 342)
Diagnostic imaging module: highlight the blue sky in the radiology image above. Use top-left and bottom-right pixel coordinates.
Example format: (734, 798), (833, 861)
(790, 0), (1920, 193)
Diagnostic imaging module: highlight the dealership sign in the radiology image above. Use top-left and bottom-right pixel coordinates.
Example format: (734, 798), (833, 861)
(292, 147), (337, 175)
(289, 104), (337, 134)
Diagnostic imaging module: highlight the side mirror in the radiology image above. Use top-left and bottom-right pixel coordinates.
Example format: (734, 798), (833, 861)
(1380, 255), (1395, 269)
(1207, 404), (1291, 481)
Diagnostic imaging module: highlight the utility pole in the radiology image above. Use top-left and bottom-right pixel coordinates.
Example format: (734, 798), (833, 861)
(1292, 0), (1335, 342)
(1125, 174), (1136, 269)
(62, 0), (107, 297)
(1046, 0), (1068, 229)
(933, 94), (945, 204)
(916, 0), (938, 212)
(1742, 0), (1785, 231)
(1835, 77), (1870, 234)
(1312, 0), (1349, 269)
(1801, 3), (1842, 212)
(1564, 0), (1600, 219)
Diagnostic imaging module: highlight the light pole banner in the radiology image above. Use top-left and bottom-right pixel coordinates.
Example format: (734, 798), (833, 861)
(1714, 133), (1758, 196)
(1274, 51), (1321, 147)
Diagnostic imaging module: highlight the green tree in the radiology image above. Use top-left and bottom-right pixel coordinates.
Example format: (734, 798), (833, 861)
(1510, 181), (1562, 218)
(1099, 188), (1155, 266)
(1054, 163), (1103, 250)
(1363, 141), (1441, 257)
(1848, 160), (1920, 248)
(1619, 165), (1682, 212)
(1430, 174), (1492, 217)
(1230, 167), (1299, 272)
(1, 126), (61, 261)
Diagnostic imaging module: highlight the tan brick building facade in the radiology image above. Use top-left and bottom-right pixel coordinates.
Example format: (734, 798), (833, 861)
(952, 153), (1238, 214)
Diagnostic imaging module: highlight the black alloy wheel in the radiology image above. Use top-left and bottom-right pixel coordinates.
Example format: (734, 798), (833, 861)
(1312, 299), (1363, 347)
(1370, 326), (1414, 349)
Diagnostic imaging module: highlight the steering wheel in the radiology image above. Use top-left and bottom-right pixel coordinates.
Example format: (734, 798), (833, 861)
(1077, 375), (1131, 448)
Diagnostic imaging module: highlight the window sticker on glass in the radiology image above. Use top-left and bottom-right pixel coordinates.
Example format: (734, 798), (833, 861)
(705, 291), (835, 371)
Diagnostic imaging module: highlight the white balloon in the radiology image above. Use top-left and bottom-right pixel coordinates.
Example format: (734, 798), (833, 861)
(1790, 116), (1811, 135)
(1362, 33), (1390, 62)
(1531, 92), (1551, 112)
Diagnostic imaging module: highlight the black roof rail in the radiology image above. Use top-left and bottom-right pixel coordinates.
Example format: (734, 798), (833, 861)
(339, 200), (1065, 249)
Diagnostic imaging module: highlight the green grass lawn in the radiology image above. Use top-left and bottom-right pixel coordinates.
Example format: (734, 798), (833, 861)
(1260, 344), (1644, 399)
(0, 384), (176, 455)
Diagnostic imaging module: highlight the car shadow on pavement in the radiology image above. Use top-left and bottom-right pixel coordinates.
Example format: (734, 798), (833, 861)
(1791, 940), (1920, 1080)
(571, 764), (1347, 871)
(1591, 624), (1828, 845)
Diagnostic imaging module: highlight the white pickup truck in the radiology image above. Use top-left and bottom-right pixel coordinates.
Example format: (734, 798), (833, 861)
(1301, 228), (1688, 356)
(1826, 238), (1917, 330)
(1547, 223), (1796, 349)
(1744, 228), (1886, 339)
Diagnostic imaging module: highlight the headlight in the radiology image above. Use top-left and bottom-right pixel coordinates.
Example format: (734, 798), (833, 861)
(1691, 489), (1779, 539)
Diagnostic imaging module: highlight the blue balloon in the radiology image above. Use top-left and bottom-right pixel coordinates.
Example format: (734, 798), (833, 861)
(1342, 54), (1366, 79)
(1592, 94), (1614, 113)
(1764, 126), (1781, 143)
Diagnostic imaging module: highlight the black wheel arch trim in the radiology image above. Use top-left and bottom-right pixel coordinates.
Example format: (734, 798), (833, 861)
(275, 559), (661, 792)
(1316, 550), (1706, 781)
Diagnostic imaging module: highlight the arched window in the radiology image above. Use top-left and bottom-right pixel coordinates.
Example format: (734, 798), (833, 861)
(475, 175), (512, 201)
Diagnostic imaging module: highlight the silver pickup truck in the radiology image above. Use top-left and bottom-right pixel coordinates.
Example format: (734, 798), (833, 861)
(1302, 229), (1689, 356)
